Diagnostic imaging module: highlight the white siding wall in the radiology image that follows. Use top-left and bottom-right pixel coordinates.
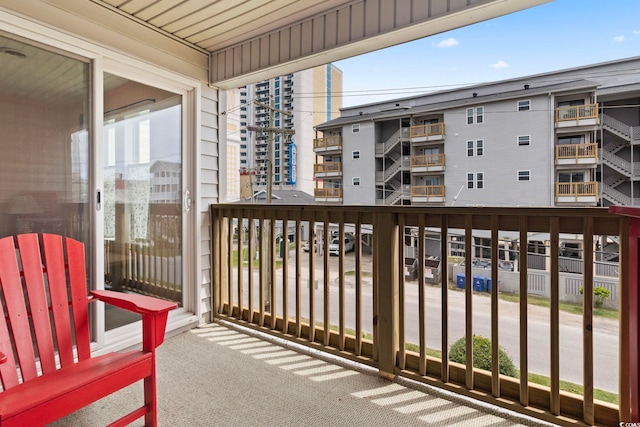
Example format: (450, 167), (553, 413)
(443, 95), (554, 207)
(200, 85), (219, 322)
(343, 122), (376, 204)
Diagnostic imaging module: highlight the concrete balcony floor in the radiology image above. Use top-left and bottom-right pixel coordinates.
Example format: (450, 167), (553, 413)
(52, 321), (555, 426)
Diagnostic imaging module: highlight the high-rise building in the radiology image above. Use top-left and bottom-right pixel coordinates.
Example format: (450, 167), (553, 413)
(232, 65), (343, 197)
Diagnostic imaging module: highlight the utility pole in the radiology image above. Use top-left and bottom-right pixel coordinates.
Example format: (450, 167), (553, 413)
(247, 97), (295, 312)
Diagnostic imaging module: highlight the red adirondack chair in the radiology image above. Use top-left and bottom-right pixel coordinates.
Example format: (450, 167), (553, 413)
(0, 233), (177, 426)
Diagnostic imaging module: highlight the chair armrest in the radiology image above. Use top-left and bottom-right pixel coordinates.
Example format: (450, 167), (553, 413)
(90, 290), (177, 315)
(90, 290), (178, 350)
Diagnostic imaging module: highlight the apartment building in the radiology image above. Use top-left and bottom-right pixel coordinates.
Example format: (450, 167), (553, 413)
(313, 56), (640, 207)
(232, 65), (343, 197)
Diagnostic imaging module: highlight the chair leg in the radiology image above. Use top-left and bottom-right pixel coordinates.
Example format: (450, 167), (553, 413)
(144, 373), (158, 426)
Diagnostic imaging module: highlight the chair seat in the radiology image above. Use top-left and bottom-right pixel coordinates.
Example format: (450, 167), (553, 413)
(0, 350), (152, 426)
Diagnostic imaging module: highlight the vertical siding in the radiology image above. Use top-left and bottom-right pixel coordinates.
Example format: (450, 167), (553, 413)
(200, 85), (219, 322)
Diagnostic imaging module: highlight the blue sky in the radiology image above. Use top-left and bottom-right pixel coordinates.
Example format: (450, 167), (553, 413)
(334, 0), (640, 107)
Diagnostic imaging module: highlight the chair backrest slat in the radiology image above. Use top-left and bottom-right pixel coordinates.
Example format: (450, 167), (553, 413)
(61, 236), (91, 361)
(17, 234), (57, 374)
(0, 237), (21, 389)
(0, 236), (38, 383)
(40, 234), (75, 368)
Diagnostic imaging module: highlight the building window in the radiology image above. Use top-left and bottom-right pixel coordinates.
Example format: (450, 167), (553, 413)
(467, 140), (484, 156)
(517, 100), (531, 111)
(352, 124), (360, 133)
(468, 172), (484, 189)
(558, 134), (585, 145)
(353, 177), (361, 186)
(353, 150), (360, 159)
(466, 106), (484, 124)
(518, 135), (531, 146)
(518, 170), (531, 181)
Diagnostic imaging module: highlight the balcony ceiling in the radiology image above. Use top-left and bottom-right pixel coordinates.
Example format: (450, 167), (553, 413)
(92, 0), (550, 87)
(0, 0), (550, 89)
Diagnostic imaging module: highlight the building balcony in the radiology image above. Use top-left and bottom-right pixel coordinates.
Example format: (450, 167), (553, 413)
(556, 181), (598, 204)
(410, 154), (446, 173)
(410, 185), (446, 203)
(314, 162), (342, 178)
(210, 203), (639, 426)
(555, 104), (599, 128)
(556, 143), (598, 165)
(314, 136), (342, 154)
(314, 187), (342, 202)
(409, 123), (445, 143)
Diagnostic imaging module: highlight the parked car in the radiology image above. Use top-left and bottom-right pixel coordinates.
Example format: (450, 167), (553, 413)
(302, 240), (316, 252)
(328, 234), (355, 256)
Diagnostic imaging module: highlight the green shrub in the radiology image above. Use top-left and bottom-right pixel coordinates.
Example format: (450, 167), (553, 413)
(449, 335), (517, 377)
(579, 286), (611, 307)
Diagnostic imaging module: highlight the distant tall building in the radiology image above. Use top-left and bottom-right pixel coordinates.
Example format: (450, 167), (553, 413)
(233, 64), (342, 196)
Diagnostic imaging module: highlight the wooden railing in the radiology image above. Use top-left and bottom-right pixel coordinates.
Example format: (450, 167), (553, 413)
(411, 185), (446, 197)
(556, 143), (598, 160)
(410, 123), (445, 139)
(104, 203), (182, 302)
(314, 162), (342, 173)
(210, 204), (640, 425)
(555, 103), (599, 123)
(313, 135), (342, 150)
(410, 154), (445, 168)
(556, 182), (598, 199)
(314, 188), (342, 198)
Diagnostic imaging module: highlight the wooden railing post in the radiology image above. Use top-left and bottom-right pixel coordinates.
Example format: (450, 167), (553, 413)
(375, 211), (399, 379)
(609, 206), (640, 423)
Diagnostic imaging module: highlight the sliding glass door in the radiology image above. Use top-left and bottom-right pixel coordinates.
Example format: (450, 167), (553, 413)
(103, 73), (183, 330)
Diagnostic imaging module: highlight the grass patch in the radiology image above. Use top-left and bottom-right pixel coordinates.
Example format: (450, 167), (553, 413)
(232, 249), (282, 269)
(525, 372), (618, 404)
(498, 292), (619, 320)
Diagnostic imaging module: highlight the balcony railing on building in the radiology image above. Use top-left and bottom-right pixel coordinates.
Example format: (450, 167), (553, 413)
(313, 136), (342, 153)
(410, 185), (446, 203)
(555, 104), (599, 128)
(410, 154), (446, 173)
(409, 123), (445, 142)
(314, 187), (342, 202)
(314, 162), (342, 177)
(555, 181), (598, 203)
(556, 143), (598, 165)
(210, 204), (640, 426)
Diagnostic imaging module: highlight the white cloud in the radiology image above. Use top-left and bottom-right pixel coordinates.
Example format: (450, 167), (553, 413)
(613, 35), (625, 42)
(434, 37), (459, 48)
(633, 30), (640, 35)
(491, 60), (509, 70)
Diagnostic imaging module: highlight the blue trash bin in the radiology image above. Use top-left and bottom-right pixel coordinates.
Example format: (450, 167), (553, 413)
(473, 276), (485, 292)
(486, 278), (492, 292)
(456, 273), (465, 289)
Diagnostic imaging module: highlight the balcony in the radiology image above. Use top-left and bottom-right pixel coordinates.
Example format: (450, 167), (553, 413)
(410, 154), (446, 173)
(556, 181), (598, 204)
(314, 161), (342, 178)
(210, 204), (640, 426)
(410, 185), (446, 203)
(556, 143), (598, 165)
(410, 123), (445, 143)
(314, 136), (342, 154)
(314, 187), (342, 203)
(555, 104), (599, 128)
